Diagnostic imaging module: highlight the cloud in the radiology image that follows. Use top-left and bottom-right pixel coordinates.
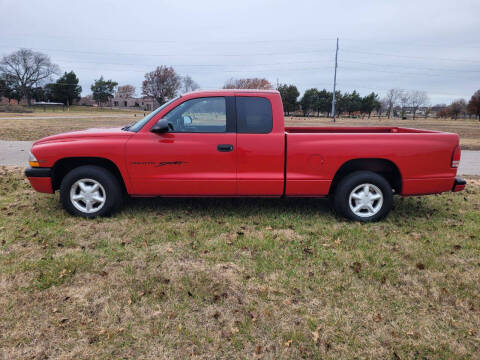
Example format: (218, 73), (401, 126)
(0, 0), (478, 103)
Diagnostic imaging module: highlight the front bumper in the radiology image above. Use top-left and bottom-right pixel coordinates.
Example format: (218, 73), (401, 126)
(452, 176), (466, 192)
(25, 167), (54, 194)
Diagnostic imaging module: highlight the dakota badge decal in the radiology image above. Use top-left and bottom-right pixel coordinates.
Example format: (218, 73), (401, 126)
(131, 161), (187, 167)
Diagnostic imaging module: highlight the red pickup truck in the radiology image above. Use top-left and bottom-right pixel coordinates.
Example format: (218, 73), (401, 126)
(25, 89), (465, 221)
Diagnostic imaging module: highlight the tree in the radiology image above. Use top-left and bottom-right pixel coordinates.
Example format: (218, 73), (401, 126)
(117, 84), (136, 99)
(181, 75), (200, 93)
(424, 107), (432, 118)
(0, 74), (21, 103)
(90, 76), (118, 106)
(0, 77), (6, 99)
(46, 71), (82, 105)
(334, 91), (345, 116)
(383, 88), (402, 118)
(408, 90), (429, 119)
(361, 92), (381, 118)
(448, 99), (466, 120)
(467, 90), (480, 120)
(223, 78), (273, 89)
(399, 90), (410, 119)
(300, 88), (318, 116)
(343, 90), (362, 116)
(277, 84), (299, 115)
(437, 108), (450, 118)
(317, 89), (333, 116)
(142, 66), (181, 106)
(0, 48), (60, 105)
(31, 87), (47, 102)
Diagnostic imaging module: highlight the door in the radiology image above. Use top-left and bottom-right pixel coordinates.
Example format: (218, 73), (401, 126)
(235, 96), (285, 196)
(126, 96), (237, 196)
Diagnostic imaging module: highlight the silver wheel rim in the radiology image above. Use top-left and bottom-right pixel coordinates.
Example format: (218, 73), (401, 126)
(348, 183), (383, 218)
(70, 178), (106, 214)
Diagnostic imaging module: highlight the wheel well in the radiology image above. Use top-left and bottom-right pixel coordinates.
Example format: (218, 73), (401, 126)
(51, 157), (126, 192)
(329, 158), (402, 195)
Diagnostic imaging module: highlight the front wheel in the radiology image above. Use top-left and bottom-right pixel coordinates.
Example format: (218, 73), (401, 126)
(60, 165), (123, 218)
(332, 171), (393, 222)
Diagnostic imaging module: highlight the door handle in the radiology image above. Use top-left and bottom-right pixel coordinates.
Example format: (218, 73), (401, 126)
(217, 144), (234, 152)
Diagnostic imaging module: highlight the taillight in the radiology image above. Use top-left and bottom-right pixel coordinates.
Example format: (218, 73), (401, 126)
(451, 145), (461, 168)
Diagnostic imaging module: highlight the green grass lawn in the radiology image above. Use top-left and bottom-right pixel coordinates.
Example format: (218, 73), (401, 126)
(0, 167), (479, 359)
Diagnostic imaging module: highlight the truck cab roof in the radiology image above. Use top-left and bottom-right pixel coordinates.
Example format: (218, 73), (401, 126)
(182, 89), (280, 97)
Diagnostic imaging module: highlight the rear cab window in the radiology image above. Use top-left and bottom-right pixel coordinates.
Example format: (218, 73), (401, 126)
(236, 97), (273, 134)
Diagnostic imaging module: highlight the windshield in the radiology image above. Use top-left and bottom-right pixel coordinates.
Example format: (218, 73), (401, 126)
(125, 97), (180, 132)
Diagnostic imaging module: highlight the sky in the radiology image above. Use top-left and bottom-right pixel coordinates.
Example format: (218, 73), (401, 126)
(0, 0), (479, 104)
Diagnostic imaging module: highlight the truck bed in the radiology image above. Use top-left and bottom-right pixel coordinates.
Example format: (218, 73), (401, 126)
(285, 126), (438, 134)
(284, 127), (459, 197)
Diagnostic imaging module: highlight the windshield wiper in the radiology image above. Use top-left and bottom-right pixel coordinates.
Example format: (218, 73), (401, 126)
(121, 122), (136, 131)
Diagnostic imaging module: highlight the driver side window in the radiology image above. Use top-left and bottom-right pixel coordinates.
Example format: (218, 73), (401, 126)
(163, 97), (226, 133)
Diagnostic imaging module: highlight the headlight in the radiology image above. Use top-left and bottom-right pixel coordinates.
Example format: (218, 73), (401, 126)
(28, 151), (39, 167)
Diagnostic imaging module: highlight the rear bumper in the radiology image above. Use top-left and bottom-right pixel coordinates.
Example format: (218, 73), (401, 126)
(402, 176), (466, 195)
(452, 176), (466, 192)
(25, 167), (54, 194)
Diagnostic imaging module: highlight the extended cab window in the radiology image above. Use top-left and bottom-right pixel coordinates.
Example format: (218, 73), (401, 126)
(163, 97), (226, 133)
(236, 97), (273, 134)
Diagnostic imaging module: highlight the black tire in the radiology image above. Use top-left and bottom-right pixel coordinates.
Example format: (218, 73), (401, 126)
(333, 171), (393, 222)
(60, 165), (123, 218)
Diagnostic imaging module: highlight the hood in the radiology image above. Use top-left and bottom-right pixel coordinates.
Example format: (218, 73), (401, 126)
(34, 127), (133, 145)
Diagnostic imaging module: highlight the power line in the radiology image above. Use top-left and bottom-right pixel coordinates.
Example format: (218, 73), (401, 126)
(1, 33), (338, 45)
(342, 49), (480, 64)
(52, 57), (480, 74)
(69, 65), (334, 74)
(54, 58), (333, 68)
(5, 33), (480, 49)
(341, 38), (480, 49)
(338, 66), (474, 78)
(3, 44), (480, 64)
(341, 59), (480, 73)
(0, 44), (328, 58)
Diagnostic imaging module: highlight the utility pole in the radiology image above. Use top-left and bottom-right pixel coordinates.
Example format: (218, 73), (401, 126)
(331, 37), (339, 122)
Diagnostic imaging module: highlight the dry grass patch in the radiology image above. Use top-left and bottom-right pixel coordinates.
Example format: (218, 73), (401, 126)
(1, 166), (479, 359)
(0, 113), (142, 141)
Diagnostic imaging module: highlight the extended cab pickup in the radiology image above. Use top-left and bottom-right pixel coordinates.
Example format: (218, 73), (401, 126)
(25, 89), (466, 221)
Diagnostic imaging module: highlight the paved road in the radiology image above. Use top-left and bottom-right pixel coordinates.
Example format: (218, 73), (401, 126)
(1, 140), (479, 175)
(459, 150), (480, 176)
(0, 140), (33, 167)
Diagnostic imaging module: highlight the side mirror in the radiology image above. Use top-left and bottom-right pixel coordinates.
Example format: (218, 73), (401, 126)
(151, 118), (169, 133)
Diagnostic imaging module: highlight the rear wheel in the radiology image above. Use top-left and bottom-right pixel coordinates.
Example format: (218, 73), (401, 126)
(60, 165), (122, 218)
(333, 171), (392, 222)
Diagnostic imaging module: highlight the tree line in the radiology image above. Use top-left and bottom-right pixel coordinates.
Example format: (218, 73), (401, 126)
(1, 48), (479, 120)
(436, 94), (480, 120)
(0, 49), (200, 107)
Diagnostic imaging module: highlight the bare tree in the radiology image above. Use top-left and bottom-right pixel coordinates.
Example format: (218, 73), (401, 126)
(449, 99), (466, 120)
(408, 90), (429, 119)
(142, 66), (181, 106)
(467, 90), (480, 120)
(399, 90), (410, 119)
(424, 106), (432, 118)
(223, 78), (273, 89)
(117, 84), (136, 99)
(0, 48), (60, 105)
(383, 88), (402, 118)
(181, 75), (199, 93)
